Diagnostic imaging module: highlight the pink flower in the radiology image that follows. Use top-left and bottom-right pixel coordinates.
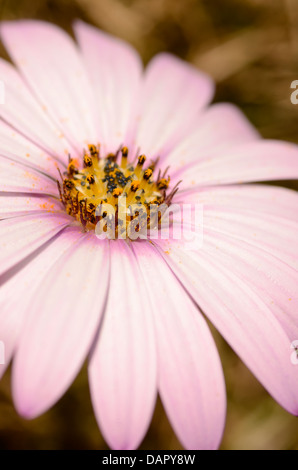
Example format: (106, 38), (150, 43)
(0, 19), (298, 450)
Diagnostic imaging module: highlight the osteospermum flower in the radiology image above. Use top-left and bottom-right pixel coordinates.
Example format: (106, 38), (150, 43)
(0, 19), (298, 450)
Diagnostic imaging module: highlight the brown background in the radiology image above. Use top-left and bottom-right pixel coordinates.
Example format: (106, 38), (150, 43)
(0, 0), (298, 450)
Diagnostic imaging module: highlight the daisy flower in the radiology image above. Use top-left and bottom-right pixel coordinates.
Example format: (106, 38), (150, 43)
(0, 19), (298, 451)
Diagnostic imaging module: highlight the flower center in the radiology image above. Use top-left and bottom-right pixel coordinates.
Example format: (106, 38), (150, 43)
(57, 145), (179, 239)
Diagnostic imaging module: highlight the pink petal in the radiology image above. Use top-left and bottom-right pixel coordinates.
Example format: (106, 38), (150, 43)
(1, 20), (99, 151)
(132, 241), (226, 450)
(133, 53), (214, 160)
(171, 184), (298, 338)
(89, 240), (157, 450)
(74, 20), (142, 155)
(177, 184), (298, 269)
(201, 231), (298, 341)
(0, 194), (62, 218)
(0, 226), (81, 378)
(172, 140), (298, 190)
(0, 120), (65, 178)
(202, 208), (298, 270)
(180, 184), (298, 222)
(0, 212), (71, 276)
(0, 58), (71, 159)
(12, 233), (110, 418)
(164, 103), (260, 170)
(0, 156), (58, 195)
(155, 237), (298, 415)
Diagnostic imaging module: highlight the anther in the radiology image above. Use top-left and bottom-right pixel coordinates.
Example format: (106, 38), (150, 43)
(84, 155), (93, 167)
(88, 144), (98, 158)
(131, 181), (140, 192)
(135, 155), (146, 178)
(143, 169), (153, 181)
(122, 147), (128, 158)
(87, 175), (95, 185)
(64, 179), (74, 190)
(121, 146), (128, 169)
(157, 178), (170, 190)
(59, 143), (178, 236)
(88, 202), (95, 211)
(137, 155), (146, 166)
(67, 159), (78, 176)
(112, 188), (123, 198)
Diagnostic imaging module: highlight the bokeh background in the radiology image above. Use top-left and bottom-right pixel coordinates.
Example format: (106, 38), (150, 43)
(0, 0), (298, 450)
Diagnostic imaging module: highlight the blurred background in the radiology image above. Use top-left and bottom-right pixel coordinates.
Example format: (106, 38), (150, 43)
(0, 0), (298, 450)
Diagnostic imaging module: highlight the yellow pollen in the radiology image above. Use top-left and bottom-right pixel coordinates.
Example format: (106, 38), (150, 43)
(113, 188), (123, 198)
(83, 155), (93, 167)
(135, 154), (146, 178)
(87, 175), (95, 184)
(157, 177), (170, 190)
(138, 154), (146, 166)
(122, 146), (128, 158)
(58, 144), (179, 237)
(143, 169), (153, 180)
(88, 144), (99, 158)
(67, 159), (79, 176)
(131, 181), (140, 192)
(121, 146), (128, 169)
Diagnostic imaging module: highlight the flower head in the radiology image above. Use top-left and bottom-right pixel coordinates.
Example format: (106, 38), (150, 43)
(0, 20), (298, 450)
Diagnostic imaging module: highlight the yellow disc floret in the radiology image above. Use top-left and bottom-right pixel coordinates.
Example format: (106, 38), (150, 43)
(57, 145), (179, 238)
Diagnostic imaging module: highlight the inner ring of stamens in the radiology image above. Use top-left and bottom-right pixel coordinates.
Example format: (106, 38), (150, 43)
(57, 144), (179, 238)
